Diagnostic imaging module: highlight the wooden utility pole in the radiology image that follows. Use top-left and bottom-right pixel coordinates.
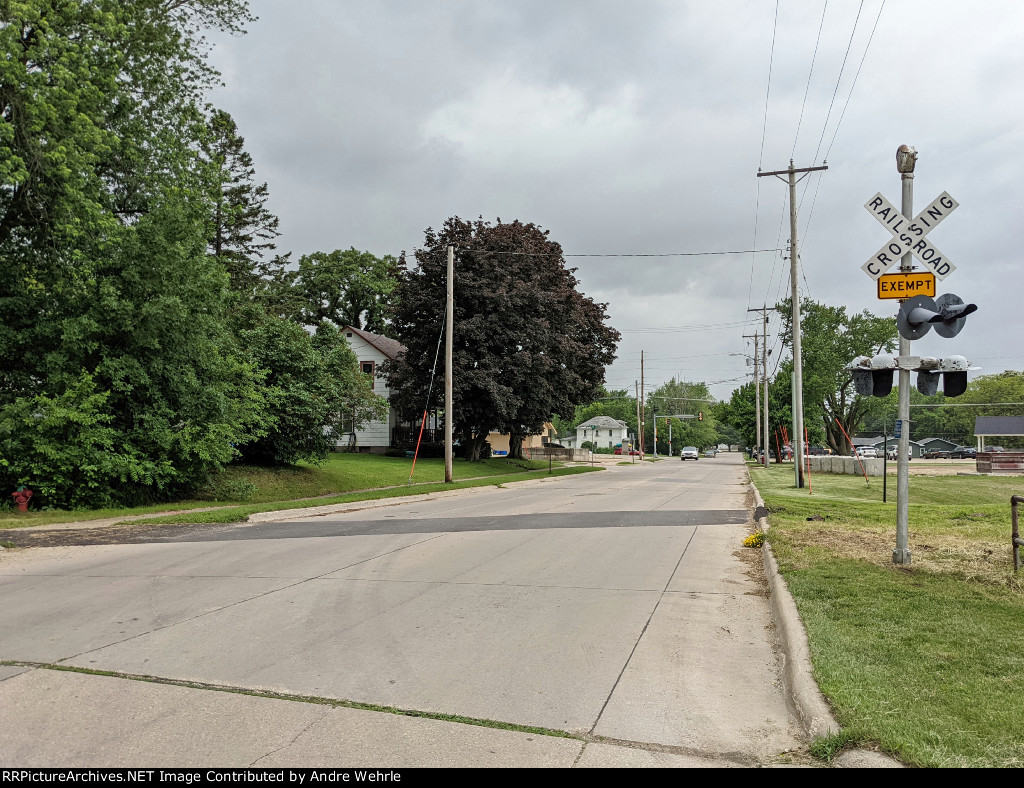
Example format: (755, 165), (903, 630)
(743, 331), (761, 460)
(444, 245), (454, 483)
(757, 162), (826, 486)
(635, 381), (641, 460)
(747, 305), (776, 468)
(640, 351), (645, 456)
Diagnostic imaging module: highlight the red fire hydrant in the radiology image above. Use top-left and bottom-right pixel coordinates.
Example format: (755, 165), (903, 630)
(12, 487), (32, 512)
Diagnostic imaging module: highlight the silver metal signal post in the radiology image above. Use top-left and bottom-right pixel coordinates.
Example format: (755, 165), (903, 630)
(894, 145), (916, 564)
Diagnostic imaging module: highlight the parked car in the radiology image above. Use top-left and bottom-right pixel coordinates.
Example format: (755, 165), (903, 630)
(949, 446), (977, 459)
(855, 447), (879, 459)
(987, 446), (1006, 453)
(680, 446), (699, 461)
(886, 445), (912, 461)
(922, 448), (950, 459)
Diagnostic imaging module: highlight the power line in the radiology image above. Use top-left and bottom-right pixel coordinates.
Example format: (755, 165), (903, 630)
(822, 0), (886, 161)
(792, 0), (829, 160)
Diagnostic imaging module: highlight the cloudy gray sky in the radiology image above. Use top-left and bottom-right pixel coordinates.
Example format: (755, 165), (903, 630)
(206, 0), (1024, 403)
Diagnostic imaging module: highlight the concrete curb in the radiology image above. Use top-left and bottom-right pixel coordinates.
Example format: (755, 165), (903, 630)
(750, 482), (904, 768)
(749, 483), (839, 741)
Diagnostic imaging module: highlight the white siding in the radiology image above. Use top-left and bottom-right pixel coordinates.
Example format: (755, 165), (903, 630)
(342, 332), (394, 450)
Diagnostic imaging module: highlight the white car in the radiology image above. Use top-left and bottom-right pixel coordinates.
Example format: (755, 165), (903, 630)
(886, 445), (912, 460)
(680, 446), (699, 461)
(856, 447), (878, 458)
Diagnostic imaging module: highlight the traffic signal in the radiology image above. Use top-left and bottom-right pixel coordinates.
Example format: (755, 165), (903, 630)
(897, 293), (977, 340)
(697, 411), (703, 421)
(846, 354), (897, 397)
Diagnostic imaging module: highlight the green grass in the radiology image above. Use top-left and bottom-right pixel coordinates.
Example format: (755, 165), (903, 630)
(0, 454), (588, 529)
(752, 463), (1024, 767)
(114, 466), (597, 526)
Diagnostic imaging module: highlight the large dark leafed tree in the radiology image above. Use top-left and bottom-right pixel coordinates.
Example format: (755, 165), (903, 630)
(776, 298), (897, 455)
(387, 217), (619, 461)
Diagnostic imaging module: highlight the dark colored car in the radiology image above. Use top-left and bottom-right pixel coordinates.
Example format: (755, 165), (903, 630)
(922, 448), (950, 459)
(949, 446), (977, 459)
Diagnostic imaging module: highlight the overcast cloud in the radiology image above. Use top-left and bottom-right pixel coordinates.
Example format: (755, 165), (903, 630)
(206, 0), (1024, 403)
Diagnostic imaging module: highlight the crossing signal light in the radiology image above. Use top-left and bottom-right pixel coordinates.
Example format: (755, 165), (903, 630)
(897, 293), (977, 340)
(846, 354), (896, 398)
(697, 411), (703, 421)
(916, 355), (973, 398)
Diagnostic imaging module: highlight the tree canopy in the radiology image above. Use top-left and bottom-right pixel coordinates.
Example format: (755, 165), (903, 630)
(0, 1), (388, 508)
(776, 298), (898, 454)
(386, 217), (619, 460)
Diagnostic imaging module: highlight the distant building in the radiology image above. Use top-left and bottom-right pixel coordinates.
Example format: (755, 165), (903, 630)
(566, 416), (631, 451)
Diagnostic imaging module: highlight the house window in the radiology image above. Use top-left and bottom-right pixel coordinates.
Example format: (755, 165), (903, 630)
(360, 361), (375, 388)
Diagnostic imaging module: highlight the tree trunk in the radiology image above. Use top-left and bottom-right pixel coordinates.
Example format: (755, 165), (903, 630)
(508, 431), (525, 460)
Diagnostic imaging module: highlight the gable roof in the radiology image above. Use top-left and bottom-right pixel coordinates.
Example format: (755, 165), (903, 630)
(975, 416), (1024, 437)
(578, 415), (629, 431)
(344, 326), (406, 360)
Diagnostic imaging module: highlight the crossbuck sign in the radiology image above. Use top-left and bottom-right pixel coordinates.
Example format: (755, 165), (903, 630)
(862, 191), (958, 281)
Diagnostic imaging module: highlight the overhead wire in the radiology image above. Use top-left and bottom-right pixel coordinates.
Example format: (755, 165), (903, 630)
(791, 0), (830, 160)
(747, 0), (781, 320)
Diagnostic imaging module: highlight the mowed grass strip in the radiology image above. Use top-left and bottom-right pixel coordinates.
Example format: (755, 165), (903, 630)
(750, 462), (1024, 767)
(112, 466), (596, 525)
(0, 455), (586, 529)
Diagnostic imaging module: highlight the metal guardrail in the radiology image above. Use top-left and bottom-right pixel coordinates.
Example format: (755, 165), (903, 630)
(1012, 495), (1024, 572)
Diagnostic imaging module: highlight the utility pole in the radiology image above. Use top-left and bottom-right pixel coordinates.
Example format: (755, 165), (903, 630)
(444, 245), (454, 483)
(746, 305), (776, 468)
(635, 381), (641, 461)
(742, 331), (761, 462)
(640, 351), (645, 457)
(758, 161), (827, 486)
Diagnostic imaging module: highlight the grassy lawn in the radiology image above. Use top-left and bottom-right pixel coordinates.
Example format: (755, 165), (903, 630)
(0, 454), (589, 529)
(749, 461), (1024, 767)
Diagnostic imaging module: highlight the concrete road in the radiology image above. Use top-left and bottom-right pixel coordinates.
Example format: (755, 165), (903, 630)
(0, 454), (811, 767)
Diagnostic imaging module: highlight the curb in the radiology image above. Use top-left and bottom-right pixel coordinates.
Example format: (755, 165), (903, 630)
(749, 483), (839, 740)
(750, 483), (904, 768)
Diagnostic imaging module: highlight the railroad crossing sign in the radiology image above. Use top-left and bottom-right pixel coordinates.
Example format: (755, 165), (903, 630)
(862, 190), (958, 281)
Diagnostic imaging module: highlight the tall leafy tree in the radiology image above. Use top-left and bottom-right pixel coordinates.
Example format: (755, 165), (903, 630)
(202, 108), (284, 293)
(646, 378), (717, 453)
(387, 217), (619, 461)
(280, 248), (399, 332)
(776, 298), (897, 455)
(0, 0), (265, 507)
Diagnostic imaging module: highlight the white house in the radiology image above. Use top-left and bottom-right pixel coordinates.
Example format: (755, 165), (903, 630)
(567, 416), (631, 450)
(341, 326), (407, 452)
(341, 326), (551, 455)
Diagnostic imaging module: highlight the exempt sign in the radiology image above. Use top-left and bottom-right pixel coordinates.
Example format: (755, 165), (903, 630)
(877, 271), (936, 299)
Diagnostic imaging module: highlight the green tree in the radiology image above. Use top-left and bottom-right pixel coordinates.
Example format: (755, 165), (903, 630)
(202, 108), (284, 294)
(776, 298), (897, 455)
(647, 378), (717, 453)
(0, 1), (263, 507)
(231, 311), (387, 465)
(387, 217), (619, 461)
(282, 248), (399, 333)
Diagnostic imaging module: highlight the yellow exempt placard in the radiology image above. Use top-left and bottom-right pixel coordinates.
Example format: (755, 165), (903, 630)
(877, 271), (936, 299)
